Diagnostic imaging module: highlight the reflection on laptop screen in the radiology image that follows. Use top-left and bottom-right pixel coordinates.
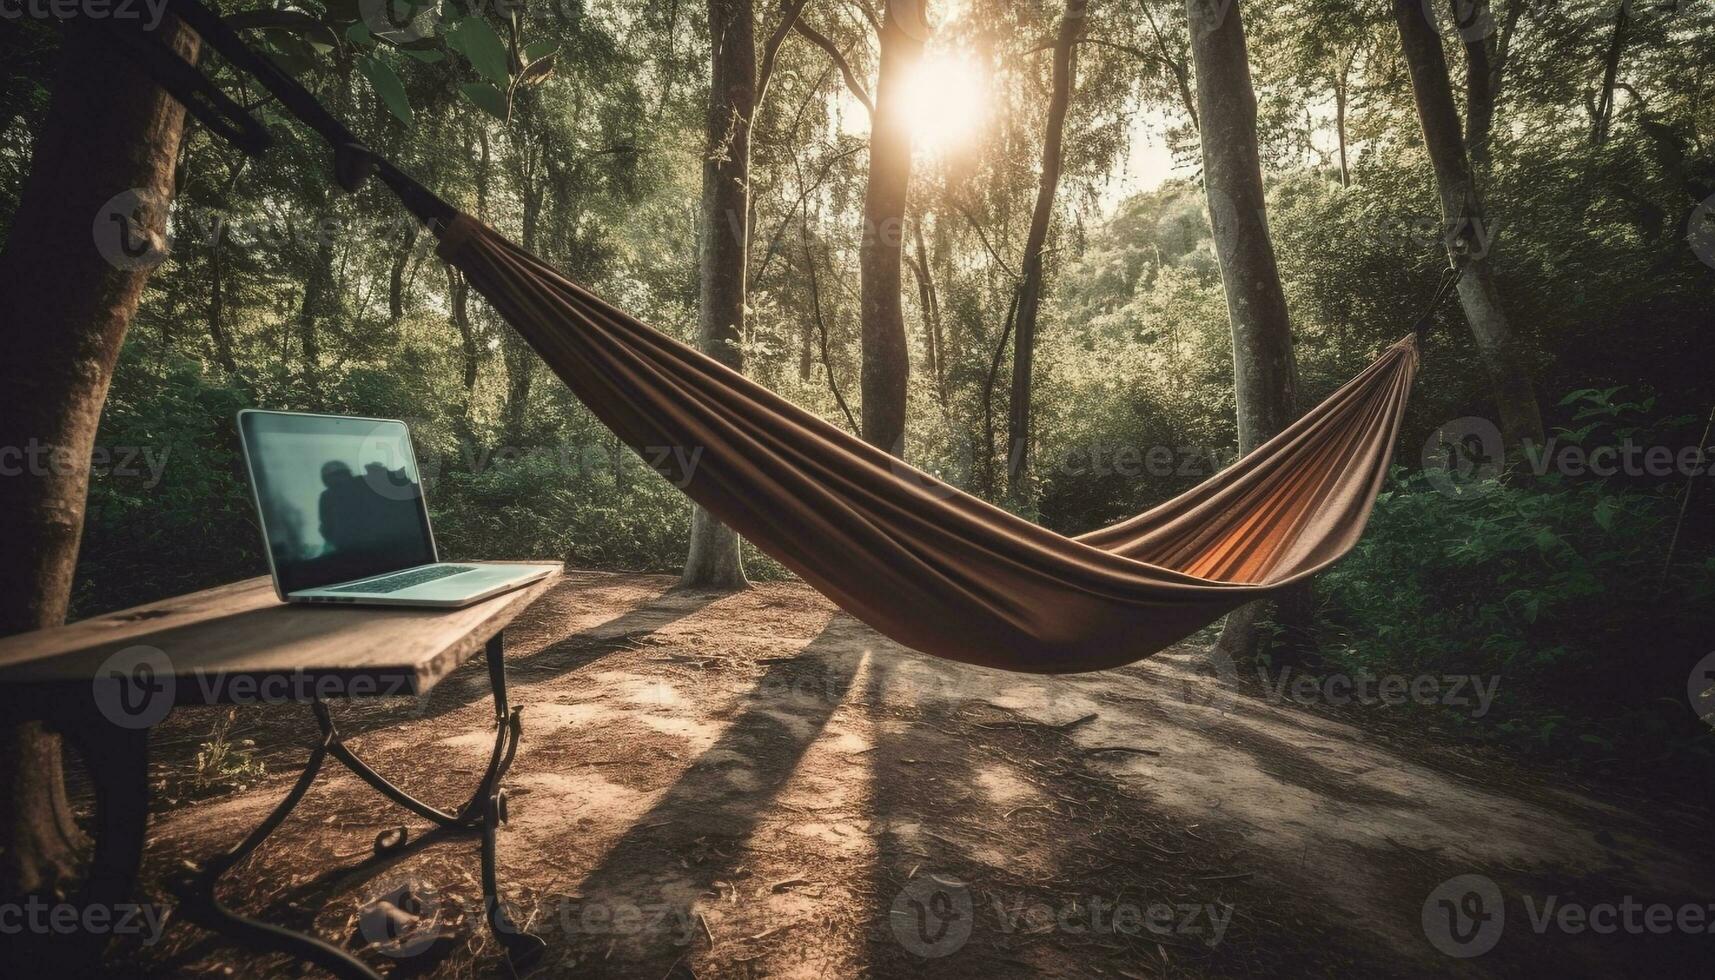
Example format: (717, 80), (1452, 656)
(240, 412), (436, 594)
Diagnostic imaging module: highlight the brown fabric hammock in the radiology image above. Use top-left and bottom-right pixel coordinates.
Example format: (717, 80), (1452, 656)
(435, 216), (1420, 674)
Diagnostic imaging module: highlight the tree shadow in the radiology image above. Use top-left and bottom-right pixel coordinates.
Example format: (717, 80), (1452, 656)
(532, 618), (863, 977)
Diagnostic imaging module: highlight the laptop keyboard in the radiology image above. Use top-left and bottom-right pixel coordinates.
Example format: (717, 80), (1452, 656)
(327, 565), (476, 594)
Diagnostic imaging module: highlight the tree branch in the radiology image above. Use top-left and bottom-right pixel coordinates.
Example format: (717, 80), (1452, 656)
(756, 0), (814, 108)
(794, 20), (875, 115)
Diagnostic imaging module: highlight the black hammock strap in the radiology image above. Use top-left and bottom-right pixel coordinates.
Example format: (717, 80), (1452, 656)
(97, 10), (272, 158)
(124, 0), (456, 228)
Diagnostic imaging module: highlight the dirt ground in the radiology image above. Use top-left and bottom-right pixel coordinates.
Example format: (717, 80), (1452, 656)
(105, 570), (1710, 978)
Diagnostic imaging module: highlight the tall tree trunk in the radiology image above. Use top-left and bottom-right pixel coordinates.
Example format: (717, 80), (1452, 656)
(207, 227), (238, 374)
(858, 0), (925, 455)
(501, 179), (544, 448)
(297, 234), (333, 404)
(1333, 66), (1350, 186)
(1395, 0), (1544, 450)
(445, 264), (481, 458)
(798, 315), (816, 381)
(910, 218), (946, 402)
(1187, 0), (1310, 661)
(1458, 0), (1497, 167)
(682, 0), (755, 590)
(1007, 0), (1085, 501)
(388, 220), (418, 321)
(0, 19), (197, 898)
(1590, 0), (1631, 146)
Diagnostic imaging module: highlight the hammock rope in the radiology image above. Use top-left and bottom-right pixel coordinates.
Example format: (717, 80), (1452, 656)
(111, 0), (1422, 673)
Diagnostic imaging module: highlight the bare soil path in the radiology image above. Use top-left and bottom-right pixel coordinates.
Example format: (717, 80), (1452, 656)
(115, 571), (1711, 978)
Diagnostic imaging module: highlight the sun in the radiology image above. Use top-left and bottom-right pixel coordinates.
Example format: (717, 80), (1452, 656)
(899, 53), (988, 154)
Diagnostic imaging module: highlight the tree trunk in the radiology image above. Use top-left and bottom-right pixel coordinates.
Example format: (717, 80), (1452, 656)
(1394, 0), (1543, 450)
(1007, 0), (1085, 501)
(388, 220), (418, 321)
(682, 0), (754, 590)
(207, 226), (238, 374)
(911, 219), (946, 401)
(0, 18), (197, 898)
(501, 179), (544, 449)
(1333, 69), (1350, 186)
(858, 0), (924, 455)
(1590, 0), (1631, 146)
(1186, 0), (1310, 661)
(297, 234), (333, 403)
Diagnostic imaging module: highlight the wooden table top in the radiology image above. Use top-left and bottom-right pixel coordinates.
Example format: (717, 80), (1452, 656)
(0, 565), (561, 702)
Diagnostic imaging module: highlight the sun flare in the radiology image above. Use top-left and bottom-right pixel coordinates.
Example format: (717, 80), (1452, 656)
(899, 53), (988, 153)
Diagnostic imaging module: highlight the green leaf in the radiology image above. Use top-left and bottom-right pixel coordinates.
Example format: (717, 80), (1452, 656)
(523, 39), (558, 62)
(359, 55), (413, 127)
(345, 21), (372, 46)
(403, 48), (446, 63)
(459, 81), (510, 121)
(447, 17), (512, 88)
(1593, 497), (1616, 531)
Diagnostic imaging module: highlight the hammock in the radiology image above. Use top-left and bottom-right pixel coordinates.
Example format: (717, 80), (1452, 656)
(126, 0), (1420, 673)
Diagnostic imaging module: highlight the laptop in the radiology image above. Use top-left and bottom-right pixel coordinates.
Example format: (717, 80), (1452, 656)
(237, 409), (556, 607)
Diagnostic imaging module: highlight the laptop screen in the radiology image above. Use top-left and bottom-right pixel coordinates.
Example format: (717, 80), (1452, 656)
(239, 411), (436, 595)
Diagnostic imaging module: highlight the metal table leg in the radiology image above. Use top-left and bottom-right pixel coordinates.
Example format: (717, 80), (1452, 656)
(175, 631), (544, 978)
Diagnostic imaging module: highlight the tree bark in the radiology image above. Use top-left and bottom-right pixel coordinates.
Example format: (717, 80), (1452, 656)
(858, 0), (925, 455)
(207, 226), (238, 374)
(297, 234), (334, 403)
(1395, 0), (1544, 450)
(1333, 59), (1350, 186)
(1006, 0), (1085, 501)
(1590, 0), (1631, 146)
(0, 18), (197, 898)
(1186, 0), (1310, 661)
(1458, 0), (1497, 167)
(388, 220), (418, 321)
(910, 218), (945, 402)
(682, 0), (755, 590)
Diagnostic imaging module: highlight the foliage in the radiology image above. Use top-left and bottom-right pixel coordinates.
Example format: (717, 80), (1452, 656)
(1317, 393), (1715, 763)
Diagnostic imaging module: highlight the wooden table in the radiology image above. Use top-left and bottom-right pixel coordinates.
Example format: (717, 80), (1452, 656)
(0, 566), (561, 978)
